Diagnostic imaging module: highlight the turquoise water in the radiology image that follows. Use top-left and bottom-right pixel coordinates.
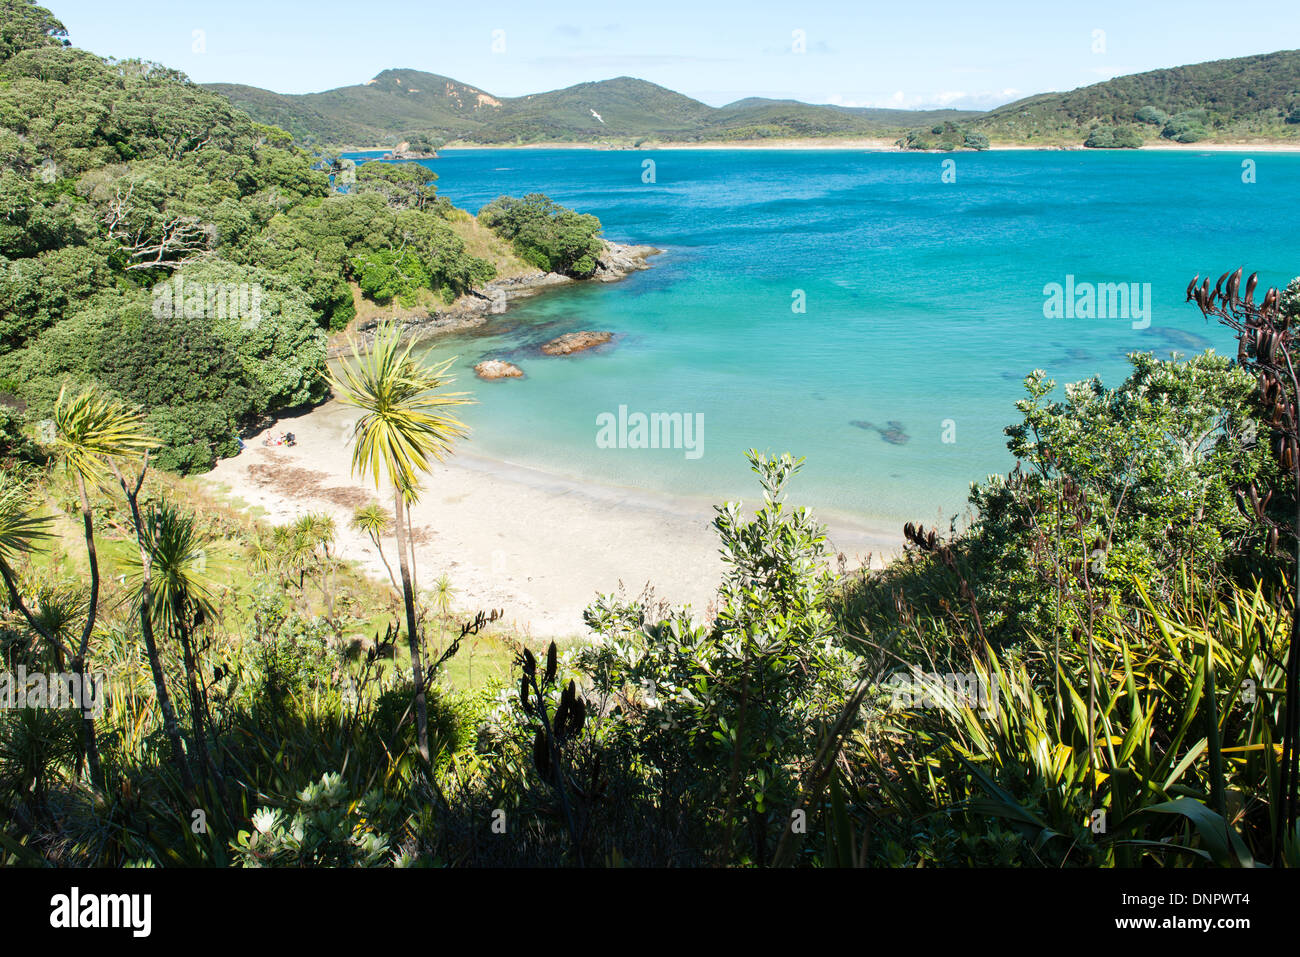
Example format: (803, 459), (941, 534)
(373, 149), (1300, 526)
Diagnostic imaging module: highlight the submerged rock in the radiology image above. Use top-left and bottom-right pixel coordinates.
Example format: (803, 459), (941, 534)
(474, 359), (524, 380)
(541, 331), (613, 355)
(1149, 326), (1213, 351)
(850, 419), (910, 445)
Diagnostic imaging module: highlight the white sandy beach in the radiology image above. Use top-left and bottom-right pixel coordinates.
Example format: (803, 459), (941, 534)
(204, 399), (900, 637)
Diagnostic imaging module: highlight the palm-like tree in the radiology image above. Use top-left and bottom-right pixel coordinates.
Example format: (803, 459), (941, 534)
(326, 321), (471, 764)
(351, 503), (399, 594)
(127, 501), (223, 808)
(0, 472), (54, 627)
(431, 573), (455, 619)
(297, 512), (338, 616)
(50, 386), (157, 788)
(105, 438), (197, 795)
(285, 516), (321, 590)
(303, 512), (336, 556)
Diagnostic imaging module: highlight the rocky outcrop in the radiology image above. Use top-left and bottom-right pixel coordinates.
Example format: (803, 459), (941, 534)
(591, 240), (661, 282)
(328, 240), (659, 357)
(474, 359), (524, 379)
(541, 331), (613, 355)
(329, 273), (559, 356)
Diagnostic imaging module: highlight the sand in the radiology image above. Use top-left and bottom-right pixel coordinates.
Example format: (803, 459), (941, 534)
(204, 399), (900, 638)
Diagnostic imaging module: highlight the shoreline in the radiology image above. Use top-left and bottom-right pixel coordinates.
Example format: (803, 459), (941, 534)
(329, 239), (660, 356)
(301, 236), (897, 637)
(416, 138), (1300, 153)
(204, 400), (901, 637)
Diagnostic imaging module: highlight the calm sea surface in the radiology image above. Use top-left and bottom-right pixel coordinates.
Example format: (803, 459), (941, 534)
(348, 148), (1300, 526)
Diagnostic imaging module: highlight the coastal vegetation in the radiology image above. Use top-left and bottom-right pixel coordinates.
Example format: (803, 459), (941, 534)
(1083, 125), (1145, 149)
(478, 194), (605, 278)
(5, 295), (1300, 864)
(974, 50), (1300, 145)
(0, 1), (602, 473)
(896, 122), (990, 151)
(2, 0), (1299, 870)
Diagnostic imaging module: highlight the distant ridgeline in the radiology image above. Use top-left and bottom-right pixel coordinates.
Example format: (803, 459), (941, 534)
(206, 71), (980, 147)
(207, 50), (1300, 150)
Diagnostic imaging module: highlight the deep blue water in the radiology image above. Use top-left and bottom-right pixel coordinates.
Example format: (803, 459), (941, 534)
(347, 148), (1300, 526)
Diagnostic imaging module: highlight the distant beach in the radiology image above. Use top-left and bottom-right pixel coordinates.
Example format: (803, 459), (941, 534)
(424, 138), (1300, 152)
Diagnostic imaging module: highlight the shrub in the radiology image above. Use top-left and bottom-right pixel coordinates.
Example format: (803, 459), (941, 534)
(20, 291), (256, 473)
(843, 352), (1275, 646)
(867, 577), (1288, 866)
(1163, 110), (1210, 142)
(1134, 106), (1170, 126)
(152, 261), (328, 414)
(1113, 127), (1144, 148)
(578, 450), (862, 862)
(1084, 125), (1142, 148)
(232, 772), (397, 867)
(1083, 126), (1116, 148)
(478, 193), (604, 278)
(0, 405), (41, 465)
(351, 248), (432, 307)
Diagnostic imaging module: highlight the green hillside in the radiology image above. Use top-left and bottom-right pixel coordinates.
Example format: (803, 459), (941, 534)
(973, 49), (1300, 144)
(205, 82), (374, 143)
(0, 9), (575, 474)
(208, 50), (1300, 149)
(485, 77), (714, 142)
(708, 98), (980, 141)
(209, 69), (503, 145)
(202, 72), (983, 147)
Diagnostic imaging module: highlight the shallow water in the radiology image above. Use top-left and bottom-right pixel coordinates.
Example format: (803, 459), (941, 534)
(357, 148), (1300, 527)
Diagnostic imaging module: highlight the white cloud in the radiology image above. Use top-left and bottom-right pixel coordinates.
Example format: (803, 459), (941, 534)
(824, 88), (1022, 110)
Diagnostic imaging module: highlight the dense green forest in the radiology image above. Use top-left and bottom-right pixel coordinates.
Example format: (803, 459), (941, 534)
(208, 51), (1300, 149)
(2, 0), (1300, 869)
(0, 0), (609, 474)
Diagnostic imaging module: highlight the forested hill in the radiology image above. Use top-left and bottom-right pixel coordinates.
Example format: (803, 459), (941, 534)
(972, 50), (1300, 144)
(207, 71), (981, 147)
(208, 50), (1300, 148)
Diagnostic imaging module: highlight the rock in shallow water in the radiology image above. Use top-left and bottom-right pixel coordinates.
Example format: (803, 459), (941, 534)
(850, 420), (910, 444)
(474, 359), (525, 380)
(541, 331), (614, 355)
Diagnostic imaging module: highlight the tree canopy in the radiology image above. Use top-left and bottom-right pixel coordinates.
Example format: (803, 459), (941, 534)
(0, 4), (497, 472)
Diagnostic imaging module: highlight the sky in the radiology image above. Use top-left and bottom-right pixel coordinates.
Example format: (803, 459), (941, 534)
(45, 0), (1300, 110)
